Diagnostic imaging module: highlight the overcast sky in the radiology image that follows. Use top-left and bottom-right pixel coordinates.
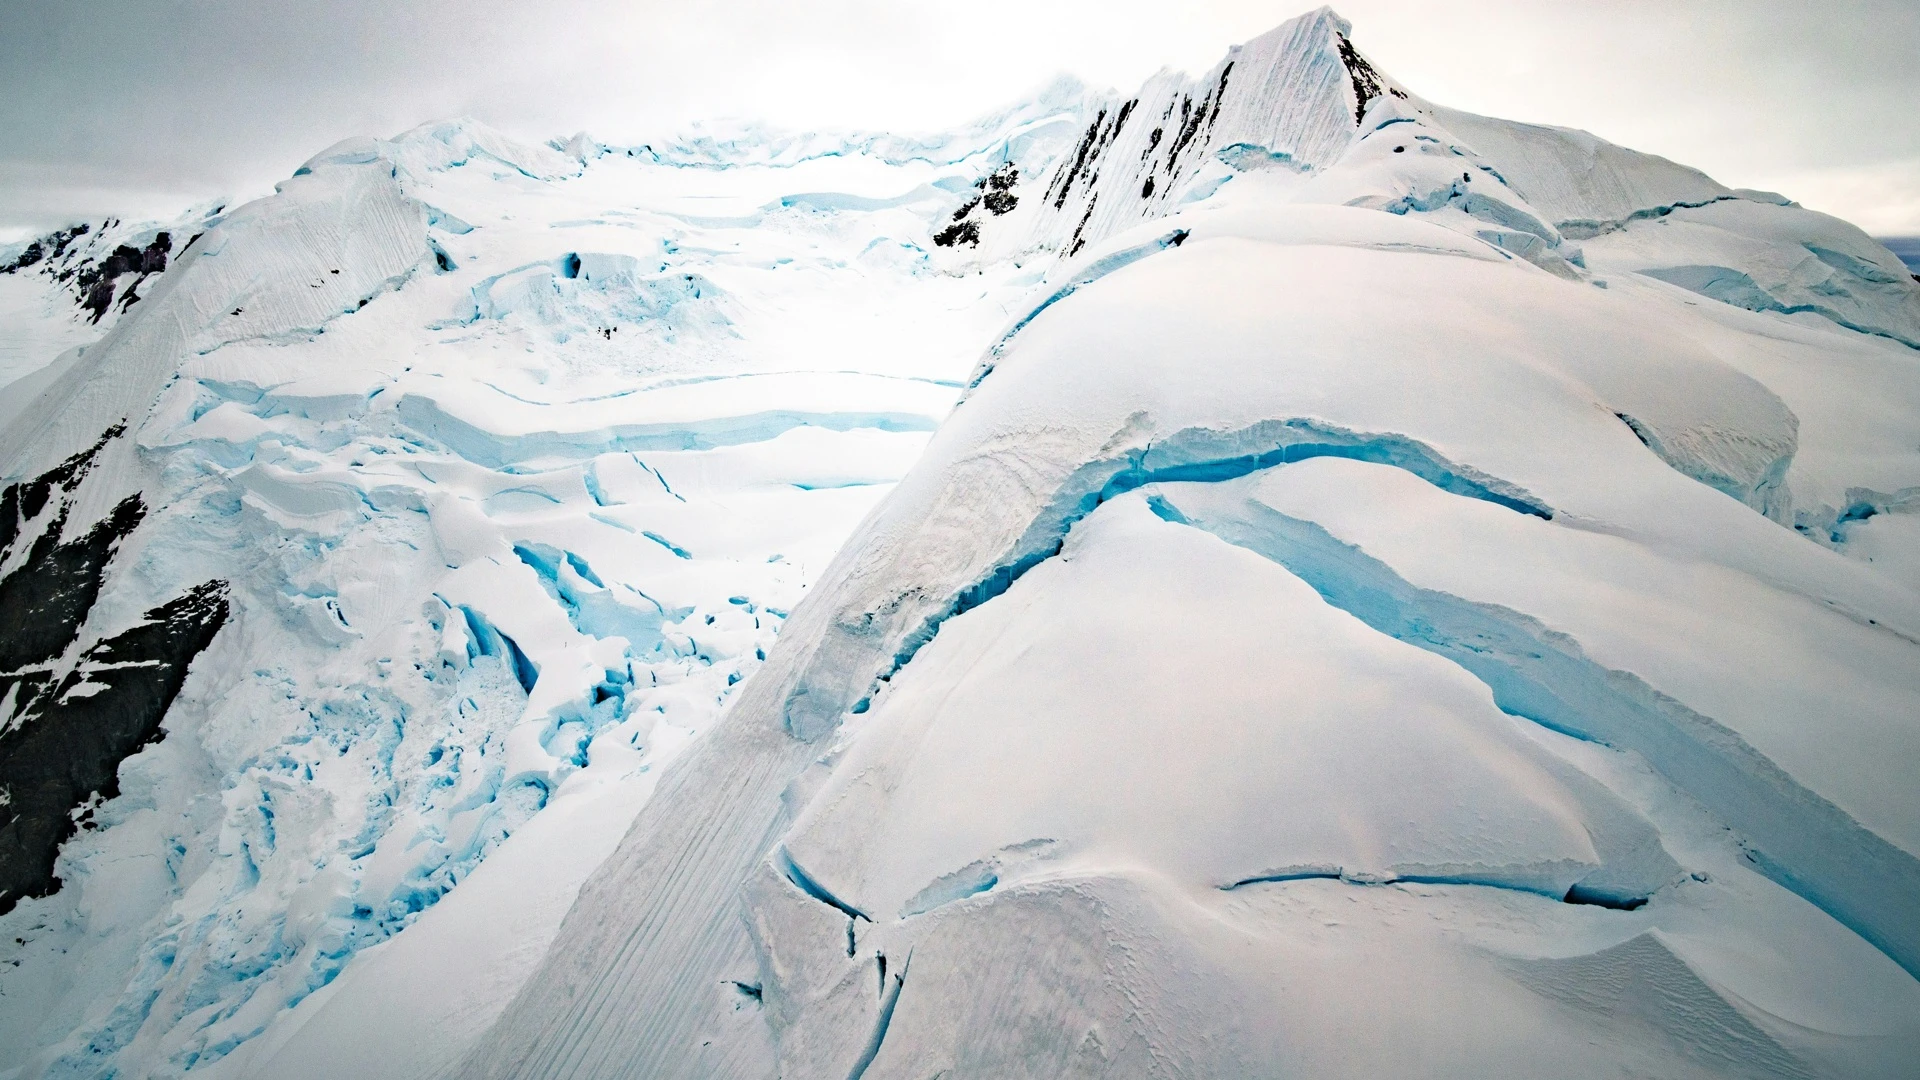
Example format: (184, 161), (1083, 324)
(2, 0), (1917, 239)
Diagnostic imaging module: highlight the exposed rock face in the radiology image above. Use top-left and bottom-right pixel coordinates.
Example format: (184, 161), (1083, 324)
(0, 430), (228, 915)
(3, 225), (176, 323)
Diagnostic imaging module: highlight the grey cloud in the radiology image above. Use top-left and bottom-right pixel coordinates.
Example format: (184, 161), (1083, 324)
(1, 0), (1915, 234)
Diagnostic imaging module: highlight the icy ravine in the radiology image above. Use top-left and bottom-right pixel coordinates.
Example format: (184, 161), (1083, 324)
(464, 9), (1920, 1080)
(0, 101), (1081, 1078)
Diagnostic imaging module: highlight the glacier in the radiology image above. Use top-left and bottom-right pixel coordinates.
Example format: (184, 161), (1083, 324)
(2, 7), (1919, 1079)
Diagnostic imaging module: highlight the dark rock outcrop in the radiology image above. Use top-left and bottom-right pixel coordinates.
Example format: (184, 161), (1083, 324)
(0, 428), (228, 915)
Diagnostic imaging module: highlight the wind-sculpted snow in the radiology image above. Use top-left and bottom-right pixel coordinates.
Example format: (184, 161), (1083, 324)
(781, 494), (1683, 914)
(0, 209), (240, 393)
(0, 104), (1040, 1079)
(962, 225), (1190, 390)
(1, 159), (430, 491)
(991, 5), (1920, 354)
(391, 374), (948, 469)
(756, 219), (1824, 744)
(1363, 108), (1920, 349)
(1427, 106), (1736, 235)
(1596, 200), (1920, 350)
(8, 6), (1920, 1079)
(1153, 472), (1920, 974)
(466, 15), (1920, 1069)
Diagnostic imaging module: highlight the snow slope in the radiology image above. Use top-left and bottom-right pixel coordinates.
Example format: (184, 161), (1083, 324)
(458, 9), (1920, 1080)
(0, 100), (1081, 1079)
(3, 6), (1919, 1079)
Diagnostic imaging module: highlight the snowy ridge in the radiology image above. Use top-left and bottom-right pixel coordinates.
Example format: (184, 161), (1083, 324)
(0, 218), (178, 332)
(459, 11), (1920, 1080)
(3, 6), (1920, 1079)
(1427, 105), (1737, 234)
(1018, 6), (1376, 256)
(972, 4), (1920, 350)
(0, 104), (1056, 1079)
(0, 149), (430, 514)
(628, 75), (1097, 173)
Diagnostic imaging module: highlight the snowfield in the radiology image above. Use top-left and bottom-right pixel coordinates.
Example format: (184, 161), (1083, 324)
(3, 7), (1918, 1079)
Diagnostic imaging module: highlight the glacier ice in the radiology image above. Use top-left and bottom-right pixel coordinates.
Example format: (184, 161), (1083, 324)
(3, 6), (1920, 1080)
(0, 103), (1040, 1079)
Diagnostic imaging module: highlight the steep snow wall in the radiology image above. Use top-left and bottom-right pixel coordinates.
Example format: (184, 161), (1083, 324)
(1010, 6), (1380, 255)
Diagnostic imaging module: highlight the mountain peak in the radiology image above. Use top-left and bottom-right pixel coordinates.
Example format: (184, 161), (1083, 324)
(3, 11), (1919, 1080)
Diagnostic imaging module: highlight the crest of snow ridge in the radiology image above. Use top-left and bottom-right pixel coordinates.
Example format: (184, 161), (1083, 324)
(2, 6), (1919, 1078)
(950, 5), (1920, 355)
(455, 10), (1920, 1080)
(919, 6), (1393, 259)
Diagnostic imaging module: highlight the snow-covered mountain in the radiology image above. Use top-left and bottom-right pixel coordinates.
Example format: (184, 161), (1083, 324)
(3, 7), (1918, 1079)
(0, 88), (1081, 1079)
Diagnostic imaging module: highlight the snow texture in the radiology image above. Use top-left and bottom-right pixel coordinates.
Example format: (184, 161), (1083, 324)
(0, 108), (1054, 1079)
(4, 6), (1920, 1080)
(459, 11), (1920, 1080)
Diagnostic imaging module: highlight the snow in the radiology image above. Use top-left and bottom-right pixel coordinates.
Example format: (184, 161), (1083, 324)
(0, 105), (1057, 1079)
(458, 12), (1920, 1080)
(4, 5), (1920, 1079)
(1582, 197), (1920, 349)
(0, 282), (95, 393)
(1426, 104), (1735, 232)
(783, 493), (1673, 916)
(1232, 457), (1920, 854)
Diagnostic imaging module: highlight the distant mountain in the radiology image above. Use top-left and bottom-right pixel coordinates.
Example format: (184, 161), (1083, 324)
(1880, 235), (1920, 273)
(2, 7), (1917, 1079)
